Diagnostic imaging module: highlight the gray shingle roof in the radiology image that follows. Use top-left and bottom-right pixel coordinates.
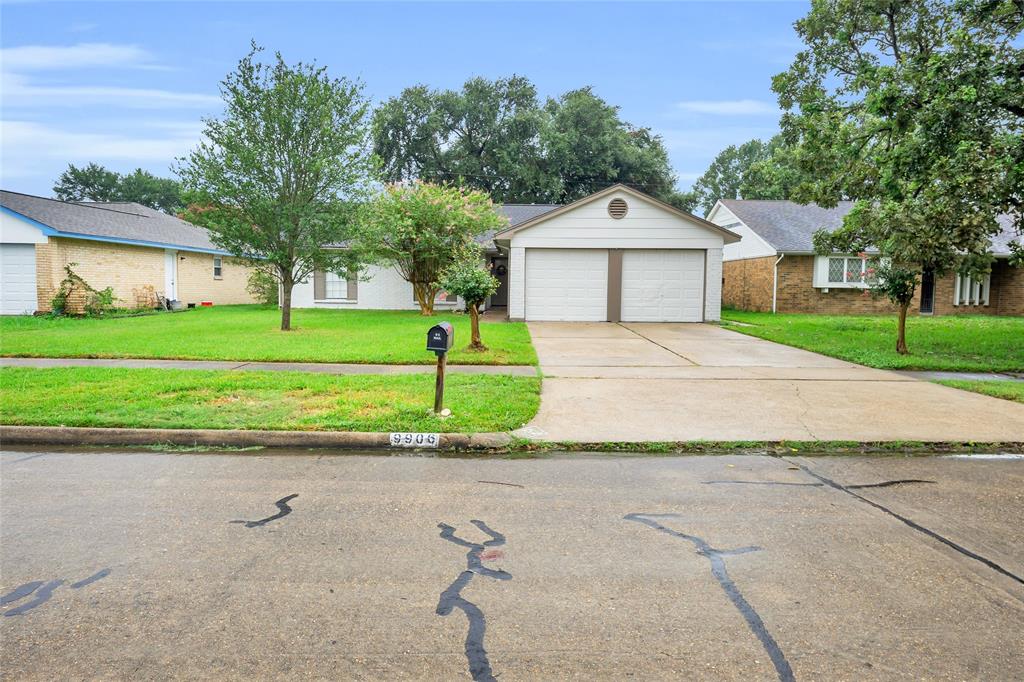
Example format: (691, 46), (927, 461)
(720, 199), (1018, 256)
(1, 190), (222, 253)
(1, 191), (562, 253)
(479, 203), (560, 246)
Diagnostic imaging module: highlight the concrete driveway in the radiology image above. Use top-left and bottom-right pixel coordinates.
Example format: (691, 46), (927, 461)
(517, 322), (1024, 442)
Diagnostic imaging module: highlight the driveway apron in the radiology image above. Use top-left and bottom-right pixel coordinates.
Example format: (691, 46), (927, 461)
(516, 322), (1024, 442)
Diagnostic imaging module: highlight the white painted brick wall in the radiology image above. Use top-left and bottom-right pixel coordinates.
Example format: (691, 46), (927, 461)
(508, 246), (526, 319)
(704, 247), (723, 321)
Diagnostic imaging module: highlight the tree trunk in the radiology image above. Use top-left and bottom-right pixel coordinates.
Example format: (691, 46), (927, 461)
(896, 300), (909, 355)
(280, 273), (294, 331)
(468, 303), (486, 351)
(413, 283), (436, 316)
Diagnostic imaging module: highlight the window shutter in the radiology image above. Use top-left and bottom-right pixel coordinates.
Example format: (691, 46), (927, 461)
(347, 276), (358, 300)
(313, 271), (326, 300)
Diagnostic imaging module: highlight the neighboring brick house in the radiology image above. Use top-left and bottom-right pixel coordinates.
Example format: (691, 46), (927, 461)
(707, 199), (1022, 316)
(0, 190), (256, 315)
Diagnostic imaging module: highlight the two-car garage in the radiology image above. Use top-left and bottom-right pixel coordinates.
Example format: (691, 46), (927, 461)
(523, 248), (706, 322)
(499, 185), (738, 323)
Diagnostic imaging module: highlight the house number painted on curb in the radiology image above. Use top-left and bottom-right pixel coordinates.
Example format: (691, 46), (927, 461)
(389, 432), (440, 448)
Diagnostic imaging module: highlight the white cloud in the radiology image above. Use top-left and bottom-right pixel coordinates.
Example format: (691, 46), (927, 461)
(0, 43), (155, 70)
(1, 72), (220, 109)
(676, 99), (778, 116)
(0, 120), (199, 182)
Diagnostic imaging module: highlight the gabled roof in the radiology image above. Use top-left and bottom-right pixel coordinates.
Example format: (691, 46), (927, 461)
(718, 199), (1019, 256)
(495, 183), (741, 243)
(0, 190), (225, 254)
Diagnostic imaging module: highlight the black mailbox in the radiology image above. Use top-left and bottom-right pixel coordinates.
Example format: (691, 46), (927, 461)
(427, 321), (454, 356)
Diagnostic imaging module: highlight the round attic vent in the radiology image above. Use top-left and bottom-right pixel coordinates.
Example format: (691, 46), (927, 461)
(608, 198), (628, 219)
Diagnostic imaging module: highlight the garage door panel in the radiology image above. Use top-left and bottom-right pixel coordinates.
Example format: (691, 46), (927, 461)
(0, 244), (38, 315)
(621, 250), (703, 322)
(526, 249), (607, 321)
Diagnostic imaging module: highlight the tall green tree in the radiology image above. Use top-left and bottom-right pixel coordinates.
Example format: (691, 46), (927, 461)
(540, 87), (683, 205)
(775, 0), (1023, 353)
(53, 163), (182, 214)
(176, 44), (374, 331)
(349, 182), (506, 315)
(372, 77), (686, 207)
(373, 76), (547, 203)
(688, 136), (801, 214)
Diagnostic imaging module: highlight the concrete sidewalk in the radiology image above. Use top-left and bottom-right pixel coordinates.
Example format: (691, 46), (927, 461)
(517, 322), (1024, 443)
(0, 357), (537, 376)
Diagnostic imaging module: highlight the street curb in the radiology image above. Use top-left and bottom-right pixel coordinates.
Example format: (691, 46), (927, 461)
(0, 426), (512, 451)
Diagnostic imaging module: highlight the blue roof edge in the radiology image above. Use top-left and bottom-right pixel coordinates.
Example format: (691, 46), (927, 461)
(1, 205), (233, 256)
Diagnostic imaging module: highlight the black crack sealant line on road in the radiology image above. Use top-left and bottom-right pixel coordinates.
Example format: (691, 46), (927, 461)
(783, 460), (1024, 588)
(436, 520), (512, 682)
(230, 494), (298, 528)
(703, 479), (935, 489)
(624, 513), (795, 682)
(1, 569), (111, 617)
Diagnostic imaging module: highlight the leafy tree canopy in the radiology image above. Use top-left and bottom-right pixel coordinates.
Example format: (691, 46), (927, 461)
(53, 163), (182, 214)
(176, 43), (375, 330)
(688, 135), (801, 214)
(349, 181), (506, 315)
(775, 0), (1023, 352)
(372, 78), (688, 208)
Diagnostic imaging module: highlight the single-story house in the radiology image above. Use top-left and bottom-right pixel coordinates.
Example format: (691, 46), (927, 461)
(0, 190), (257, 315)
(294, 184), (739, 322)
(707, 199), (1023, 316)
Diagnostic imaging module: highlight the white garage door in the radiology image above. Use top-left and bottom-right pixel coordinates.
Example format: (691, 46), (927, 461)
(621, 250), (704, 322)
(525, 249), (608, 321)
(0, 244), (38, 315)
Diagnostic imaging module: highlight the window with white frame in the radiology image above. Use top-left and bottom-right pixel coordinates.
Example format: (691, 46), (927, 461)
(324, 271), (349, 299)
(953, 272), (990, 306)
(213, 257), (222, 278)
(828, 256), (866, 284)
(815, 255), (875, 288)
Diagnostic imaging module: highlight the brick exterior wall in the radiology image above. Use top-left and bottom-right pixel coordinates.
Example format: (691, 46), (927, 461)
(992, 260), (1024, 315)
(722, 256), (775, 312)
(175, 252), (255, 306)
(931, 259), (1024, 316)
(36, 238), (167, 313)
(35, 237), (256, 313)
(774, 255), (914, 314)
(726, 254), (1022, 317)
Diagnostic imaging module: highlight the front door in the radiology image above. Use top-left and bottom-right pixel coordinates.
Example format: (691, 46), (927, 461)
(920, 269), (935, 314)
(490, 257), (509, 306)
(164, 250), (178, 301)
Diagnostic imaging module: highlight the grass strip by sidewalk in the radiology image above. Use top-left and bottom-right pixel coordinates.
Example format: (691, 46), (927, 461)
(935, 380), (1024, 404)
(720, 310), (1024, 372)
(0, 305), (537, 366)
(0, 367), (540, 433)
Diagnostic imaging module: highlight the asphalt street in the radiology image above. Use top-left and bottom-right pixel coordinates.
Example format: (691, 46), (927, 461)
(1, 449), (1022, 680)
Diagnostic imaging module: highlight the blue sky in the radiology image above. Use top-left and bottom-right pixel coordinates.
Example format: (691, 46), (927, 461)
(1, 1), (808, 198)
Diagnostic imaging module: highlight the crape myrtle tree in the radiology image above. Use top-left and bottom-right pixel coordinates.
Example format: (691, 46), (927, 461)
(176, 44), (374, 331)
(439, 244), (500, 351)
(775, 0), (1023, 353)
(350, 181), (507, 316)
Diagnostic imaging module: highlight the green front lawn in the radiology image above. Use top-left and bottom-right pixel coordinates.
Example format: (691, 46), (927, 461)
(721, 310), (1024, 372)
(0, 305), (536, 366)
(0, 367), (540, 432)
(935, 380), (1024, 404)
